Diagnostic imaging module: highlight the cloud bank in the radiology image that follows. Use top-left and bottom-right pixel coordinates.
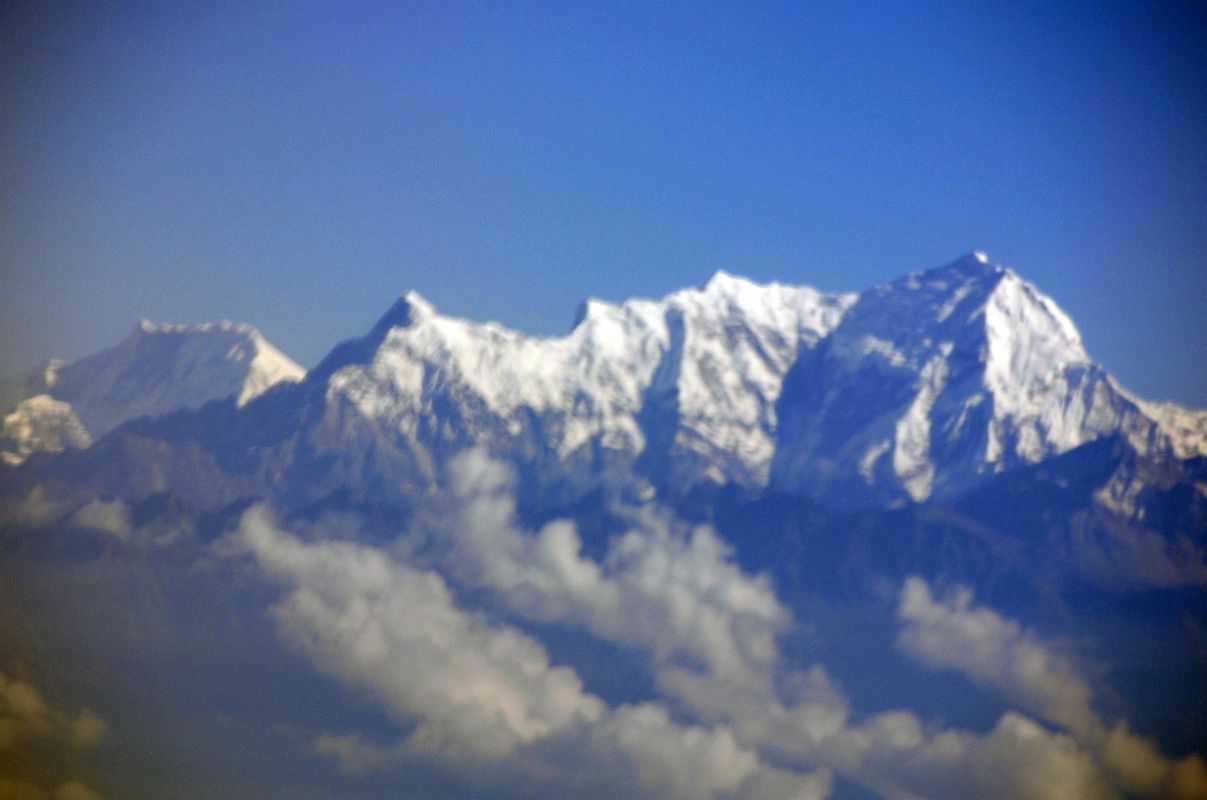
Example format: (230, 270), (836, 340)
(233, 504), (830, 800)
(216, 450), (1205, 800)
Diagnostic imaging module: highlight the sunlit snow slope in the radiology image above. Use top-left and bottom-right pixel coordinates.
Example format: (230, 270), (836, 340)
(322, 272), (855, 492)
(771, 252), (1206, 504)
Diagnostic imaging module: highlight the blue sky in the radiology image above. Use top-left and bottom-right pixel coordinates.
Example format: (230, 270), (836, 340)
(2, 1), (1204, 405)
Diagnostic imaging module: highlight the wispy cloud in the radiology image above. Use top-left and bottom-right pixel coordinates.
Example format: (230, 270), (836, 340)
(445, 449), (786, 702)
(896, 575), (1097, 736)
(896, 575), (1207, 799)
(441, 451), (1188, 800)
(232, 504), (830, 800)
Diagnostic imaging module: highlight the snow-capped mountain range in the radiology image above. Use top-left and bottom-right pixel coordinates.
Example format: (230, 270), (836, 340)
(3, 252), (1204, 512)
(3, 252), (1205, 800)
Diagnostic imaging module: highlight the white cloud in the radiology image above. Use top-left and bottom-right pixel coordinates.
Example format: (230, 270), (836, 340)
(553, 703), (833, 800)
(222, 470), (1206, 800)
(626, 571), (1205, 800)
(437, 452), (1207, 800)
(895, 575), (1207, 800)
(445, 449), (786, 702)
(679, 671), (1131, 800)
(896, 575), (1097, 737)
(232, 505), (829, 800)
(236, 504), (601, 760)
(1098, 720), (1207, 799)
(857, 711), (1115, 800)
(667, 660), (1121, 800)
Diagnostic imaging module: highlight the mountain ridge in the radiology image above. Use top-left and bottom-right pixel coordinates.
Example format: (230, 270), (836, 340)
(3, 253), (1203, 514)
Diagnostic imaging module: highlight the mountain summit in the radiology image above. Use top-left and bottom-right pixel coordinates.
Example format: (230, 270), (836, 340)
(771, 253), (1202, 504)
(0, 321), (303, 465)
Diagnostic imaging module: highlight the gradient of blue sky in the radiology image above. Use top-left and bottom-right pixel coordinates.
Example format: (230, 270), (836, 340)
(2, 1), (1204, 404)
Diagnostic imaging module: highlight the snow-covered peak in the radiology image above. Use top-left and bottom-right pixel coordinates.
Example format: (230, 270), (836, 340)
(824, 254), (1003, 372)
(891, 251), (1001, 296)
(772, 253), (1188, 504)
(401, 291), (436, 318)
(572, 297), (625, 330)
(831, 253), (1087, 371)
(369, 292), (436, 334)
(701, 268), (747, 294)
(80, 320), (305, 419)
(319, 256), (1199, 506)
(7, 254), (1201, 513)
(1, 321), (304, 465)
(329, 291), (665, 457)
(674, 272), (856, 346)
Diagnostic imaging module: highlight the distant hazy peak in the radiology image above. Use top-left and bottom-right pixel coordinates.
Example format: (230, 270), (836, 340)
(1121, 391), (1207, 460)
(126, 318), (304, 400)
(1, 394), (92, 466)
(1, 320), (304, 465)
